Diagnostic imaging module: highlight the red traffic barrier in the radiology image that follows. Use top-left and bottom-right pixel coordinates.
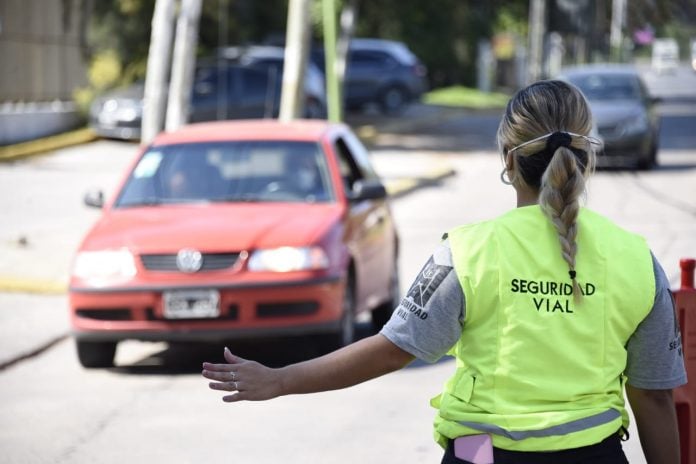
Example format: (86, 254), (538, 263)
(675, 258), (696, 464)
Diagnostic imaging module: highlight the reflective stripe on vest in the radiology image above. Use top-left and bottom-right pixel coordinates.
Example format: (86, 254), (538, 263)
(458, 408), (621, 441)
(434, 206), (655, 452)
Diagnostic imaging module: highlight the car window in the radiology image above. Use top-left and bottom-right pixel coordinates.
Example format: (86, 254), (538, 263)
(350, 50), (396, 68)
(567, 73), (642, 101)
(116, 141), (334, 206)
(341, 131), (378, 180)
(333, 136), (366, 191)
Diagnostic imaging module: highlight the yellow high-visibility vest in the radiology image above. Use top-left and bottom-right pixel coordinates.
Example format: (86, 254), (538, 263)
(432, 206), (655, 451)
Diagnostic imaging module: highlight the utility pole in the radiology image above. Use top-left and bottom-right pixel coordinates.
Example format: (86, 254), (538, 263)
(527, 0), (546, 84)
(322, 0), (340, 122)
(141, 0), (175, 145)
(610, 0), (626, 62)
(335, 0), (357, 121)
(279, 0), (311, 121)
(166, 0), (202, 132)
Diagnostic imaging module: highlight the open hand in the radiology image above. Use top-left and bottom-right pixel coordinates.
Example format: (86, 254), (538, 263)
(202, 347), (283, 402)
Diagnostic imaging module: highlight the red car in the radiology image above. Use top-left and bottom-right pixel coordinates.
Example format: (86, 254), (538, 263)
(70, 120), (399, 368)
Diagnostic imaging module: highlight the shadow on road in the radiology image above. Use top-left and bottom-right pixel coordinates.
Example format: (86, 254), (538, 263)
(346, 104), (503, 152)
(109, 319), (451, 375)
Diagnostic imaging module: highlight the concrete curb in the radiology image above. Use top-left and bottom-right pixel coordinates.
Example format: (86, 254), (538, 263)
(0, 276), (68, 295)
(0, 127), (97, 162)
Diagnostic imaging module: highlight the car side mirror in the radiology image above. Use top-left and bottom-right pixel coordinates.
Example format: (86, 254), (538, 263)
(84, 189), (104, 209)
(349, 179), (388, 202)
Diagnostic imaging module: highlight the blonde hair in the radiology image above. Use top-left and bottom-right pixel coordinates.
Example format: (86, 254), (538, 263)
(497, 80), (596, 301)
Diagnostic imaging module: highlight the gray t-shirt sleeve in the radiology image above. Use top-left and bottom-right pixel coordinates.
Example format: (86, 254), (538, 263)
(380, 239), (464, 363)
(624, 253), (688, 389)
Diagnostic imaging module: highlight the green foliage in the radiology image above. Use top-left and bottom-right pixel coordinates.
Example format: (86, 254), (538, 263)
(423, 86), (509, 109)
(88, 0), (155, 85)
(493, 3), (527, 38)
(88, 50), (123, 90)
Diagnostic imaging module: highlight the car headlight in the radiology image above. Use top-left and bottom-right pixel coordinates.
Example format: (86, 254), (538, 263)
(248, 246), (329, 272)
(620, 114), (649, 135)
(72, 249), (137, 282)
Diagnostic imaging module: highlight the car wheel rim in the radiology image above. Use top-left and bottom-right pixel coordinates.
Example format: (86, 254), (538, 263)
(384, 89), (404, 111)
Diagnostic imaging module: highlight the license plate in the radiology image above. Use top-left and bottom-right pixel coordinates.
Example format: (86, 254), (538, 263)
(163, 290), (220, 319)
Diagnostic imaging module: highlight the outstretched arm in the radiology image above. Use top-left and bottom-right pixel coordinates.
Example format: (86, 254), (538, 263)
(625, 385), (680, 464)
(202, 334), (415, 402)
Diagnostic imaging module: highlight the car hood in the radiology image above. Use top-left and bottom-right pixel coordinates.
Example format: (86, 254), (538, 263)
(588, 100), (646, 125)
(80, 202), (343, 253)
(97, 83), (145, 101)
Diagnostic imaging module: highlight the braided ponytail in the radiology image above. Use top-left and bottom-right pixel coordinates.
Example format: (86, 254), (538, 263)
(538, 146), (586, 301)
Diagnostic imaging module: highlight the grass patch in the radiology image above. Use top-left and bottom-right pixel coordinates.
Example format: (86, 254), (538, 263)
(423, 86), (510, 109)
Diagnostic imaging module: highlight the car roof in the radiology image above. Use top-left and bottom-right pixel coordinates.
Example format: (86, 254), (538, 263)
(151, 119), (342, 146)
(559, 63), (641, 77)
(217, 45), (285, 60)
(349, 38), (418, 64)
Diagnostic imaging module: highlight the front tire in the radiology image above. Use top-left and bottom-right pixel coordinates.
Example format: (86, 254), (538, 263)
(372, 257), (400, 331)
(318, 273), (356, 352)
(379, 86), (408, 115)
(76, 340), (117, 368)
(637, 142), (658, 170)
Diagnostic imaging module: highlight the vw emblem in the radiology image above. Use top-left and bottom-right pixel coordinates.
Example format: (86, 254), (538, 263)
(176, 249), (203, 273)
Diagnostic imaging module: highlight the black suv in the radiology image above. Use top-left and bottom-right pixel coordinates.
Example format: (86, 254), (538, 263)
(313, 38), (428, 114)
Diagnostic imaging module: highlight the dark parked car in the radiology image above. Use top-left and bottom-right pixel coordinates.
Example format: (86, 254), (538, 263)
(90, 58), (325, 141)
(218, 45), (327, 119)
(313, 38), (428, 114)
(558, 64), (660, 170)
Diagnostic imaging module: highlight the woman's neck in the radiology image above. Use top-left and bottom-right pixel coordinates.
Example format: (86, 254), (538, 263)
(516, 188), (539, 208)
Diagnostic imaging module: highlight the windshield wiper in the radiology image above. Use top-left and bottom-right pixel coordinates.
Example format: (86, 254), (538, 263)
(117, 198), (164, 207)
(211, 194), (265, 203)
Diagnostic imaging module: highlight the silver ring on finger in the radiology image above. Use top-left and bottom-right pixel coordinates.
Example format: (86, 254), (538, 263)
(231, 371), (236, 382)
(233, 381), (239, 390)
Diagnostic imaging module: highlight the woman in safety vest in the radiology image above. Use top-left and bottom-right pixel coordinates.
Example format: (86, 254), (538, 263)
(202, 80), (686, 464)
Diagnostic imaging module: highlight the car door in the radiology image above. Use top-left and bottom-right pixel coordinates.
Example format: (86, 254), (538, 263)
(345, 50), (396, 103)
(235, 67), (278, 118)
(333, 130), (395, 313)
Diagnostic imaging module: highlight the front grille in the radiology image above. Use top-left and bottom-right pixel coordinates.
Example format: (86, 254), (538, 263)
(257, 302), (319, 318)
(76, 308), (131, 321)
(140, 253), (240, 272)
(145, 305), (239, 321)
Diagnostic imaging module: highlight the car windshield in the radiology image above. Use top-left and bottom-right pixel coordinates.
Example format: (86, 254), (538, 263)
(566, 73), (642, 102)
(115, 141), (334, 207)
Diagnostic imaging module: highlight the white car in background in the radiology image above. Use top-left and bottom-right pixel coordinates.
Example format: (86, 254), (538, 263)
(652, 38), (679, 74)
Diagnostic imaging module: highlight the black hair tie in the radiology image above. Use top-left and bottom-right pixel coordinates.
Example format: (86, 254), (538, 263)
(569, 270), (577, 280)
(543, 132), (573, 157)
(516, 132), (587, 189)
